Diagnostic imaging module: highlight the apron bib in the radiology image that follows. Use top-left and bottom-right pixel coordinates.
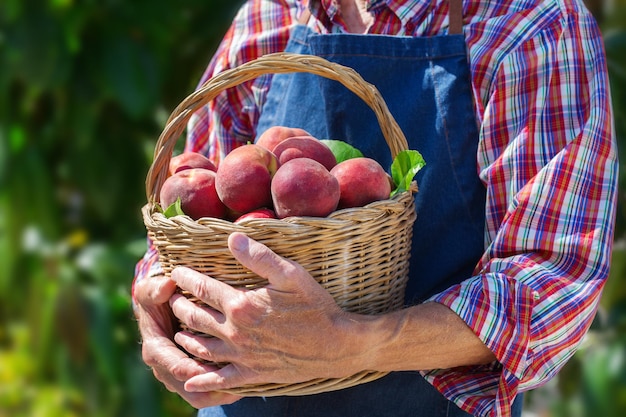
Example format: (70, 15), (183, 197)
(201, 2), (524, 415)
(255, 27), (485, 305)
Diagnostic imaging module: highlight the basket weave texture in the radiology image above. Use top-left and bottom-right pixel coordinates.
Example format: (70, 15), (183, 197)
(142, 53), (417, 397)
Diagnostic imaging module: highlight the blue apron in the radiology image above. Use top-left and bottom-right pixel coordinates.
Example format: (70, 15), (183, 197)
(200, 5), (524, 417)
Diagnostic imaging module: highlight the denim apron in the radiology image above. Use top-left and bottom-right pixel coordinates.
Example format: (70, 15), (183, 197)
(200, 3), (524, 416)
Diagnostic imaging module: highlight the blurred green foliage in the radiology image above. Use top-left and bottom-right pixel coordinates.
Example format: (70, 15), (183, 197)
(0, 1), (624, 417)
(0, 1), (243, 416)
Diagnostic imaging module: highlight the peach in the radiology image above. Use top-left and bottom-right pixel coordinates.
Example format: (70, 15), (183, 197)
(224, 206), (245, 222)
(330, 157), (392, 209)
(256, 125), (311, 152)
(168, 152), (216, 176)
(272, 136), (337, 171)
(271, 158), (340, 219)
(215, 144), (278, 213)
(159, 168), (226, 220)
(234, 208), (277, 223)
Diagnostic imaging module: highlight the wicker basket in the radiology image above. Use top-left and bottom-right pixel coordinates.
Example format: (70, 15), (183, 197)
(142, 52), (417, 396)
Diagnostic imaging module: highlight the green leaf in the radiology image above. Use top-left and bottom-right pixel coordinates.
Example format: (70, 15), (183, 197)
(390, 150), (426, 196)
(163, 198), (185, 218)
(320, 139), (363, 163)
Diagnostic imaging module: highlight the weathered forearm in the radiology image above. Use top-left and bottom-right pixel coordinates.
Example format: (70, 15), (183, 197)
(343, 301), (496, 373)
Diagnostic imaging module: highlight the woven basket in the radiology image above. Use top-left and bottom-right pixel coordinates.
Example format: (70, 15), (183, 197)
(142, 52), (417, 397)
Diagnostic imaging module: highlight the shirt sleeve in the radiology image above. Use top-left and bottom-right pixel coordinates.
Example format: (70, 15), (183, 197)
(422, 6), (619, 417)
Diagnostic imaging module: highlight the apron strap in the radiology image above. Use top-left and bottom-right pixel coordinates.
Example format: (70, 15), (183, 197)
(448, 0), (463, 35)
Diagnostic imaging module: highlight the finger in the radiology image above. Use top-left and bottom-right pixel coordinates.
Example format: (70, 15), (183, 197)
(135, 274), (177, 307)
(152, 365), (242, 409)
(136, 302), (178, 340)
(136, 293), (206, 381)
(138, 297), (243, 408)
(228, 232), (311, 291)
(141, 328), (210, 382)
(174, 331), (233, 364)
(184, 363), (253, 393)
(170, 292), (226, 338)
(171, 266), (239, 312)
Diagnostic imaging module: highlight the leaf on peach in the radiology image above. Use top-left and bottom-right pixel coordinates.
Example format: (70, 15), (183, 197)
(390, 150), (426, 197)
(162, 197), (185, 218)
(320, 139), (363, 163)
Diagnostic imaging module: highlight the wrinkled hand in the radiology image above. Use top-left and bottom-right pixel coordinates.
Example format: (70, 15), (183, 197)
(134, 273), (241, 408)
(170, 232), (367, 393)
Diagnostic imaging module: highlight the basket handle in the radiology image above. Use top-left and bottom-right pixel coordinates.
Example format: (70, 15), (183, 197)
(146, 52), (409, 203)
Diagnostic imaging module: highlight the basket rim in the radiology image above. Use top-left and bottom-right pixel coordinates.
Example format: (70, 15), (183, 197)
(143, 183), (416, 232)
(145, 52), (409, 204)
(217, 370), (390, 397)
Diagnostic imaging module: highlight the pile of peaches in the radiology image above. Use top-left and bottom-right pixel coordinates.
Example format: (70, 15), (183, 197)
(159, 126), (397, 222)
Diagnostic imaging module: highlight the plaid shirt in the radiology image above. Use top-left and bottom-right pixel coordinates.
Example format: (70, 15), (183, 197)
(135, 1), (619, 415)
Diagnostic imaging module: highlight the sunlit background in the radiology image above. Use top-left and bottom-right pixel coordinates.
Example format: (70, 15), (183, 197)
(0, 1), (624, 416)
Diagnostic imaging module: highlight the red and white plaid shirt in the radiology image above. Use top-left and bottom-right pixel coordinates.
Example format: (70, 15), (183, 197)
(135, 1), (619, 415)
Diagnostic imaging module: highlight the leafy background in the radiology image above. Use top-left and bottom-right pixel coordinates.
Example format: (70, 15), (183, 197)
(0, 1), (624, 416)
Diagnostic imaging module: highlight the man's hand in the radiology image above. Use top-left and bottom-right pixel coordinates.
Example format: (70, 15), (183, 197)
(134, 274), (241, 408)
(169, 232), (371, 393)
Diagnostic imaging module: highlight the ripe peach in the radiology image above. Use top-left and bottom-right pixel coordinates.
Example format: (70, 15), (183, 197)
(215, 144), (278, 214)
(234, 208), (277, 223)
(168, 152), (216, 176)
(271, 158), (340, 219)
(272, 136), (337, 171)
(330, 157), (392, 209)
(224, 206), (245, 222)
(159, 168), (226, 220)
(256, 125), (311, 152)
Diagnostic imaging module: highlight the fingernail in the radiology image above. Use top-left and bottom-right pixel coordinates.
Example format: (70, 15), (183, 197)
(173, 331), (185, 344)
(170, 267), (181, 283)
(229, 232), (248, 252)
(170, 266), (189, 283)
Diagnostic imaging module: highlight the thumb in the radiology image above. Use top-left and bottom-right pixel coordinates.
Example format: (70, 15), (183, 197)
(227, 232), (314, 292)
(134, 274), (177, 307)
